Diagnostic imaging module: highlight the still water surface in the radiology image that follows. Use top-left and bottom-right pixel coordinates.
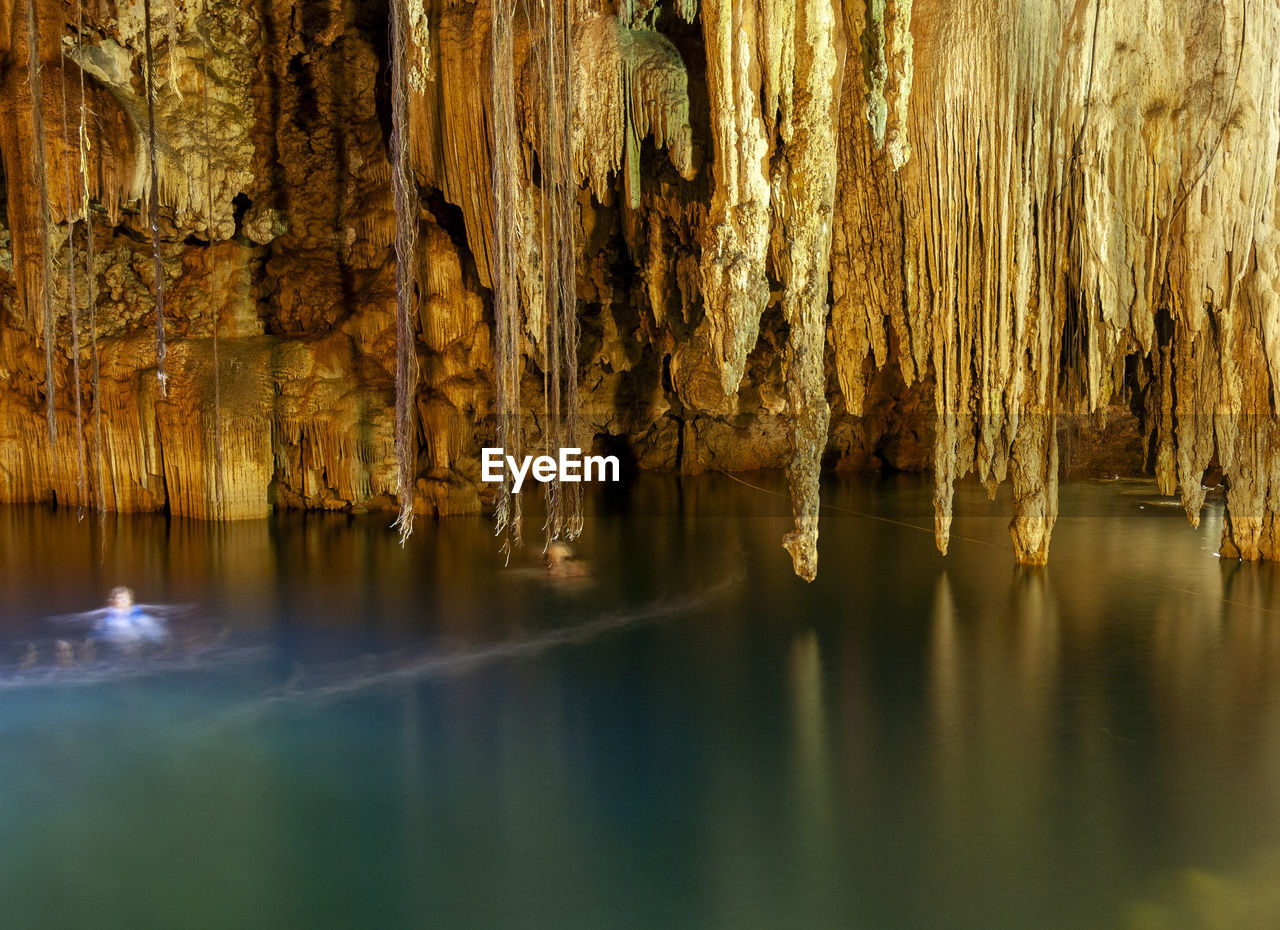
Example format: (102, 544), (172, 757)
(2, 475), (1279, 928)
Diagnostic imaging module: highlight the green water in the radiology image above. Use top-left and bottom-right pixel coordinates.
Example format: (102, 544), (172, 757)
(2, 474), (1279, 929)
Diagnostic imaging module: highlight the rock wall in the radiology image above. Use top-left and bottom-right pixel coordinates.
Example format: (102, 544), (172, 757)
(0, 0), (1277, 578)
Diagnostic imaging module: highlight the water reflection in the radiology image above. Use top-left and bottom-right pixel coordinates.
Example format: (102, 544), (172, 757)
(1127, 845), (1280, 928)
(3, 477), (1280, 927)
(924, 568), (1065, 922)
(788, 629), (832, 873)
(916, 481), (1280, 928)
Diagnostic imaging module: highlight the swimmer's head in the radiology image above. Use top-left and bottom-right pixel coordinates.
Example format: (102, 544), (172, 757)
(108, 586), (135, 609)
(54, 640), (74, 666)
(546, 542), (573, 566)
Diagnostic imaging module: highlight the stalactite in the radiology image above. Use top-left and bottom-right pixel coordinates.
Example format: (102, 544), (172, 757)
(59, 42), (89, 512)
(152, 337), (277, 519)
(416, 6), (693, 294)
(406, 0), (432, 91)
(688, 0), (843, 576)
(571, 15), (695, 209)
(143, 0), (169, 397)
(907, 4), (1066, 560)
(776, 0), (838, 581)
(697, 0), (772, 397)
(201, 0), (226, 519)
(828, 0), (1280, 571)
(879, 0), (913, 169)
(2, 0), (1278, 581)
(491, 0), (524, 558)
(24, 0), (58, 442)
(829, 31), (909, 421)
(391, 0), (421, 543)
(165, 0), (186, 99)
(862, 0), (913, 169)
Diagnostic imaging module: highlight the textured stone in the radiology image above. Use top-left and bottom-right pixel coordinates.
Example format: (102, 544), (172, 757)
(3, 0), (1279, 580)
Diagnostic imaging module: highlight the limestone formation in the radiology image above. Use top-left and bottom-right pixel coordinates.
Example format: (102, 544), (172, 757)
(1, 0), (1279, 580)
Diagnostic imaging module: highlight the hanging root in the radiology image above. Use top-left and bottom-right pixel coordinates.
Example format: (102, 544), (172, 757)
(538, 0), (581, 544)
(536, 0), (565, 545)
(494, 0), (583, 556)
(200, 2), (225, 519)
(76, 0), (104, 516)
(143, 0), (168, 397)
(555, 0), (582, 541)
(491, 0), (524, 554)
(25, 0), (58, 442)
(60, 41), (89, 513)
(391, 0), (421, 544)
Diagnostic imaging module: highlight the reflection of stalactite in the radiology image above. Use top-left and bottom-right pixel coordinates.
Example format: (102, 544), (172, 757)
(788, 628), (830, 822)
(24, 0), (57, 442)
(928, 572), (962, 787)
(928, 567), (1060, 861)
(785, 626), (836, 879)
(1010, 567), (1058, 700)
(391, 0), (421, 543)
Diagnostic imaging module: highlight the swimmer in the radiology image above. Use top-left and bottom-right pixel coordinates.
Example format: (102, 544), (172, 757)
(545, 541), (588, 579)
(95, 587), (170, 644)
(47, 586), (176, 647)
(54, 640), (74, 667)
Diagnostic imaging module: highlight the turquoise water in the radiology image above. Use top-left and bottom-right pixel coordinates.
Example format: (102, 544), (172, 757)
(2, 475), (1279, 928)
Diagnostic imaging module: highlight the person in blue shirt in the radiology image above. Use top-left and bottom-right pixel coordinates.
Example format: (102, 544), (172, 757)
(93, 587), (170, 644)
(32, 588), (180, 669)
(54, 587), (174, 647)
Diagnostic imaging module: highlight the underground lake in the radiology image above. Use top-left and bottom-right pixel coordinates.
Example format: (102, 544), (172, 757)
(4, 0), (1280, 924)
(2, 474), (1278, 929)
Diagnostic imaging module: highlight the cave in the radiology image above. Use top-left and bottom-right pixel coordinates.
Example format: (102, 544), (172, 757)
(2, 0), (1279, 925)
